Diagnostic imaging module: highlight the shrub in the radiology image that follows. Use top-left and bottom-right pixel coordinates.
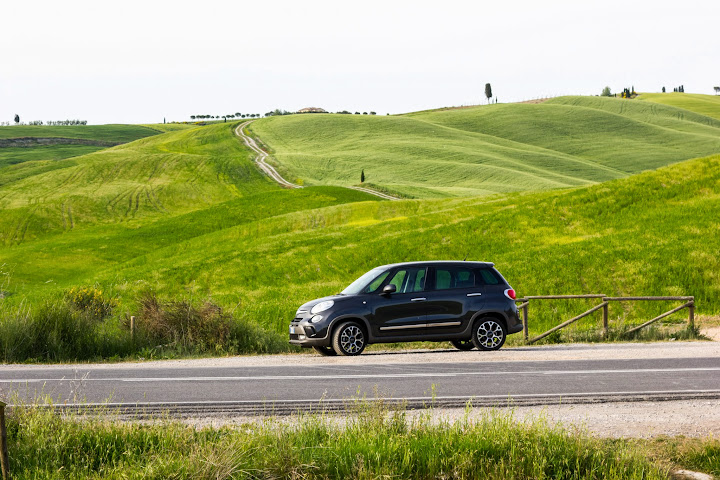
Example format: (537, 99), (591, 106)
(136, 293), (231, 350)
(64, 286), (116, 320)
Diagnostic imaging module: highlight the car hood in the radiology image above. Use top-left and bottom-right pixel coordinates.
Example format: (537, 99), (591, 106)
(298, 294), (349, 313)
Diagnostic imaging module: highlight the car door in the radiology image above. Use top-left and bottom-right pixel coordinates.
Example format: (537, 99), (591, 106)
(369, 267), (428, 337)
(423, 266), (485, 335)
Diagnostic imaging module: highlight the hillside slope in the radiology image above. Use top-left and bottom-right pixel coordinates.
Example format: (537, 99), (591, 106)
(4, 153), (714, 339)
(0, 123), (280, 245)
(637, 92), (720, 121)
(250, 96), (720, 198)
(0, 124), (163, 168)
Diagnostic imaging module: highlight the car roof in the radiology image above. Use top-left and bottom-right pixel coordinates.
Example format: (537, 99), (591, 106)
(376, 260), (495, 269)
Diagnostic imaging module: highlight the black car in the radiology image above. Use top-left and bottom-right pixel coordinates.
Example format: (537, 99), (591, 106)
(289, 261), (522, 356)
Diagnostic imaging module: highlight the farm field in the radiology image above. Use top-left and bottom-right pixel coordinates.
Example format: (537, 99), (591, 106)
(637, 92), (720, 120)
(0, 124), (164, 166)
(250, 95), (720, 198)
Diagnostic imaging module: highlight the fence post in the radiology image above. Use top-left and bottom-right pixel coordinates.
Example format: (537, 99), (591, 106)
(130, 316), (135, 340)
(602, 302), (609, 337)
(522, 303), (529, 341)
(0, 400), (9, 480)
(688, 302), (695, 330)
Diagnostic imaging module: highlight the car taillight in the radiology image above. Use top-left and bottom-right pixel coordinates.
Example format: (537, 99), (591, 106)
(504, 288), (516, 300)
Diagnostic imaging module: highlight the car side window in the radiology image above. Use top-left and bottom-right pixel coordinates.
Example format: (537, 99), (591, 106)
(434, 267), (475, 290)
(364, 271), (390, 293)
(387, 268), (427, 293)
(477, 268), (501, 285)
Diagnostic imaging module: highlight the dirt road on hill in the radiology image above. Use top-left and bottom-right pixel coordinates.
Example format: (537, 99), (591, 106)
(234, 120), (398, 200)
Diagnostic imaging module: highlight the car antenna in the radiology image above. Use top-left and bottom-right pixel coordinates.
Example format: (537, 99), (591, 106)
(463, 254), (468, 261)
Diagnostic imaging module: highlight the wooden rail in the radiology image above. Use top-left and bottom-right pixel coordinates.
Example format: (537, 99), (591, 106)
(0, 400), (8, 480)
(516, 295), (695, 344)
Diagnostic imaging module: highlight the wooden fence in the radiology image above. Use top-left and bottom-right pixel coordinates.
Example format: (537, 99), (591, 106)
(0, 400), (8, 480)
(515, 295), (695, 344)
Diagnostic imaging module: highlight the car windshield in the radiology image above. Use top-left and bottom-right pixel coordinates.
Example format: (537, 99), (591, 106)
(341, 267), (390, 295)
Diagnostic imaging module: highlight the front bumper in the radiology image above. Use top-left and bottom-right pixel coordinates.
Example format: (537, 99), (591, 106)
(288, 316), (331, 347)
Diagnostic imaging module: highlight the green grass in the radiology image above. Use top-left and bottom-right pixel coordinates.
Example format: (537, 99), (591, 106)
(0, 124), (162, 142)
(0, 145), (103, 169)
(0, 124), (167, 168)
(0, 123), (283, 245)
(1, 153), (717, 361)
(637, 92), (720, 121)
(249, 95), (720, 198)
(5, 401), (672, 479)
(140, 123), (200, 132)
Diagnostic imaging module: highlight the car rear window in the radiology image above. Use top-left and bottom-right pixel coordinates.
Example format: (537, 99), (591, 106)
(477, 268), (501, 285)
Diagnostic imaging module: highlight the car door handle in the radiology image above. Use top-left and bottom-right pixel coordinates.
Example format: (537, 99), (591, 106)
(466, 293), (482, 297)
(411, 297), (427, 302)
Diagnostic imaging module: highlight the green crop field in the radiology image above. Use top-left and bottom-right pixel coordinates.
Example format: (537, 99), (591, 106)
(0, 124), (165, 167)
(0, 124), (161, 141)
(249, 95), (720, 198)
(638, 92), (720, 120)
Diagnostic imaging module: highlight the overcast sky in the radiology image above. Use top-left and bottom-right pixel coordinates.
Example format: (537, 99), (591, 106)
(2, 0), (718, 124)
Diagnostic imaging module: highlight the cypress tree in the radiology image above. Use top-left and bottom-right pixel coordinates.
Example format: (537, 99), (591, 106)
(484, 83), (493, 104)
(361, 170), (365, 183)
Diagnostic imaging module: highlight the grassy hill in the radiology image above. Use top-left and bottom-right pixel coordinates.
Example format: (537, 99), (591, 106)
(0, 123), (282, 245)
(637, 92), (720, 120)
(0, 124), (163, 168)
(249, 96), (720, 198)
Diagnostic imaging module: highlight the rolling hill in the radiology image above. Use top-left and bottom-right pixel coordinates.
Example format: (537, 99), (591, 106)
(0, 124), (163, 168)
(250, 95), (720, 198)
(637, 92), (720, 121)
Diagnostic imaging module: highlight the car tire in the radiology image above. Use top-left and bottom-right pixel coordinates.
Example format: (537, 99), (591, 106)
(450, 339), (474, 351)
(332, 321), (366, 356)
(471, 317), (507, 351)
(313, 346), (337, 356)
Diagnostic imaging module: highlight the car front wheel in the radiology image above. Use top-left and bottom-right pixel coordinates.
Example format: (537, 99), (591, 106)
(332, 321), (366, 356)
(471, 317), (507, 351)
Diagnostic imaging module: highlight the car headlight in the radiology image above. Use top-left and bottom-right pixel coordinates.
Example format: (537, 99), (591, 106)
(310, 300), (334, 314)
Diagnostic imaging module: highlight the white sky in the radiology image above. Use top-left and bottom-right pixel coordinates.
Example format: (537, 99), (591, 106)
(1, 0), (718, 124)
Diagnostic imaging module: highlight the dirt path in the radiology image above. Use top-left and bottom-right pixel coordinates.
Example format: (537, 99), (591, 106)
(234, 121), (398, 200)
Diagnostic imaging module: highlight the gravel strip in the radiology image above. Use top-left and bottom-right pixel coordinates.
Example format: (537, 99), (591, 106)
(183, 399), (720, 439)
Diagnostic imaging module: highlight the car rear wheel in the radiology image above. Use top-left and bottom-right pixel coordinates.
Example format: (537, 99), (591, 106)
(332, 321), (366, 356)
(450, 339), (474, 351)
(471, 317), (507, 351)
(313, 346), (337, 356)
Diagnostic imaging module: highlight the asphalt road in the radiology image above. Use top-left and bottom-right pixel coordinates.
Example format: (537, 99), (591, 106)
(1, 343), (719, 415)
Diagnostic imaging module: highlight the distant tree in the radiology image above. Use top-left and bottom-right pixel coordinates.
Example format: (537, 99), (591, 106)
(662, 86), (666, 93)
(370, 111), (376, 115)
(235, 112), (241, 117)
(14, 114), (19, 124)
(631, 85), (635, 95)
(680, 85), (684, 93)
(354, 112), (360, 115)
(163, 117), (166, 124)
(601, 86), (612, 96)
(361, 169), (365, 183)
(715, 86), (720, 95)
(190, 115), (196, 120)
(484, 83), (493, 104)
(362, 112), (368, 115)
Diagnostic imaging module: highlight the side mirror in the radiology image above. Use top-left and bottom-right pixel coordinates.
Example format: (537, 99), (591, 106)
(382, 284), (396, 295)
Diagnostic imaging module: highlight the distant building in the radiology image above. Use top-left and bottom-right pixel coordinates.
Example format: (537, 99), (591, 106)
(297, 107), (327, 114)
